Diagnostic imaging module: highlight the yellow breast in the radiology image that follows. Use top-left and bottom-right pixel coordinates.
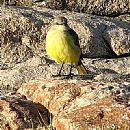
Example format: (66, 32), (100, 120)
(46, 25), (81, 65)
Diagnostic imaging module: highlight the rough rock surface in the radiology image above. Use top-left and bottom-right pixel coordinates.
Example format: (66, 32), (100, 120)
(1, 56), (130, 94)
(0, 5), (130, 130)
(18, 79), (130, 129)
(1, 5), (130, 69)
(0, 94), (50, 130)
(2, 0), (129, 17)
(45, 0), (130, 16)
(0, 0), (40, 6)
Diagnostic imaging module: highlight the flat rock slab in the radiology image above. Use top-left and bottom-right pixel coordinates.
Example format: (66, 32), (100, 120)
(0, 94), (50, 130)
(18, 79), (130, 129)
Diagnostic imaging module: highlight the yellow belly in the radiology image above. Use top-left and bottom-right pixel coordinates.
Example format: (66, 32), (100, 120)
(46, 26), (81, 65)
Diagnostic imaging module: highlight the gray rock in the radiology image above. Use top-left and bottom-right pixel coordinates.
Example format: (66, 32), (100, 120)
(0, 56), (130, 94)
(1, 0), (130, 18)
(0, 5), (130, 130)
(0, 0), (39, 6)
(45, 0), (130, 16)
(1, 6), (130, 69)
(0, 6), (130, 95)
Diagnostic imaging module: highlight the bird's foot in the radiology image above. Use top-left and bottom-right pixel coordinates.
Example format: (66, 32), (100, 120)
(52, 73), (74, 79)
(64, 73), (74, 79)
(52, 74), (60, 78)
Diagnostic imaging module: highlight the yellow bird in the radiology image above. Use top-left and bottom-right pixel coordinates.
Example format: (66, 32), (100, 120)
(46, 16), (87, 76)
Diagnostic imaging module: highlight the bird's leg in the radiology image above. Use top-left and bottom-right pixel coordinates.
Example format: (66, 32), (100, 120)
(52, 62), (64, 77)
(69, 64), (73, 76)
(64, 64), (74, 79)
(58, 62), (64, 76)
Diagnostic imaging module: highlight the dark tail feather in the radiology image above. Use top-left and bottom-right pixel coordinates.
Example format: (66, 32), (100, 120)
(76, 60), (87, 75)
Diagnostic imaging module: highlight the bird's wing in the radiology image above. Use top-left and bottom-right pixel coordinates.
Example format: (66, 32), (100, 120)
(66, 28), (80, 48)
(66, 28), (83, 59)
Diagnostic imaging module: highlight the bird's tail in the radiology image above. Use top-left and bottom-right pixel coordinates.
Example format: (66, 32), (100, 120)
(76, 60), (87, 75)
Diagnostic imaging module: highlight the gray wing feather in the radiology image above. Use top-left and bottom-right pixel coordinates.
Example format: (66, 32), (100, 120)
(66, 28), (80, 48)
(66, 28), (83, 59)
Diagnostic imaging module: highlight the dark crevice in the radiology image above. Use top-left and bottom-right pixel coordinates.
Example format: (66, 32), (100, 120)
(110, 12), (130, 18)
(102, 34), (130, 59)
(101, 26), (118, 58)
(91, 12), (130, 17)
(61, 0), (67, 10)
(102, 35), (118, 58)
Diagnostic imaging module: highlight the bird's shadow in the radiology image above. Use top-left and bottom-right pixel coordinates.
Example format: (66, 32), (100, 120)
(44, 57), (55, 64)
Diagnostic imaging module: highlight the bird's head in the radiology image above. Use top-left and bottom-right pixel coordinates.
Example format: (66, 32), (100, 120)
(54, 16), (68, 25)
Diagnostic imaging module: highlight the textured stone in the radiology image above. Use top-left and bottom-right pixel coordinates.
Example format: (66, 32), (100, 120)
(1, 3), (130, 130)
(115, 14), (130, 23)
(0, 94), (50, 130)
(103, 25), (130, 55)
(1, 6), (130, 115)
(84, 57), (130, 75)
(1, 6), (130, 69)
(1, 0), (130, 17)
(45, 0), (130, 16)
(0, 0), (39, 6)
(0, 56), (130, 95)
(18, 79), (130, 129)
